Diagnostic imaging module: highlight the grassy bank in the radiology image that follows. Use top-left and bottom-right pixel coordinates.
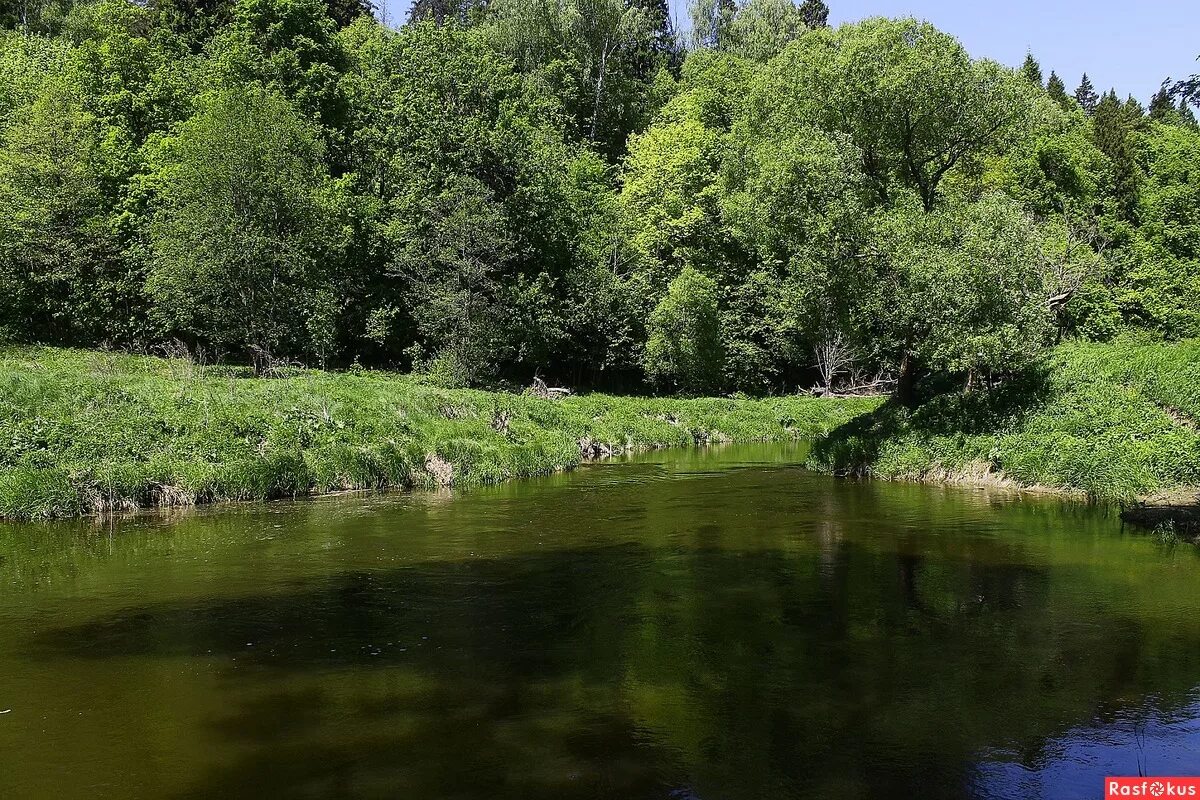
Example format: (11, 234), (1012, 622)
(809, 338), (1200, 503)
(0, 347), (879, 520)
(7, 340), (1196, 522)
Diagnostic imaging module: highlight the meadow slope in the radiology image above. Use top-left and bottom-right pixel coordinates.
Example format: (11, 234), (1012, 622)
(809, 338), (1200, 504)
(0, 348), (877, 520)
(4, 340), (1197, 522)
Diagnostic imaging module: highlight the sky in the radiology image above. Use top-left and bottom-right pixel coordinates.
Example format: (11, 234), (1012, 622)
(374, 0), (1200, 103)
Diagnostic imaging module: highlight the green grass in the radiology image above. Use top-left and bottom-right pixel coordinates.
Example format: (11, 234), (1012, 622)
(8, 339), (1193, 520)
(0, 347), (879, 520)
(808, 337), (1200, 502)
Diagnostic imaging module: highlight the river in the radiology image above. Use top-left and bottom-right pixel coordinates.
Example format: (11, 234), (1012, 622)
(1, 443), (1198, 798)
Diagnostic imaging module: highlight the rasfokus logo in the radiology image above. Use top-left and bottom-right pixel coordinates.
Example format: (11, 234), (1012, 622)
(1106, 778), (1200, 798)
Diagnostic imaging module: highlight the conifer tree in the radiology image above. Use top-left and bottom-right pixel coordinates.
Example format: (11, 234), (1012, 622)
(1181, 99), (1199, 127)
(798, 0), (829, 29)
(1123, 95), (1145, 123)
(1047, 71), (1070, 109)
(1149, 86), (1176, 122)
(1074, 73), (1098, 114)
(1092, 90), (1123, 156)
(1091, 90), (1139, 220)
(629, 0), (683, 75)
(1021, 53), (1042, 87)
(407, 0), (484, 24)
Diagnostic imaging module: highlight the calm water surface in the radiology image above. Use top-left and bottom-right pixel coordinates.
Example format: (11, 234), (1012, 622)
(2, 443), (1199, 799)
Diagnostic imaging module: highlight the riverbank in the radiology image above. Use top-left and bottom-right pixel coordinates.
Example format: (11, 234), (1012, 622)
(6, 341), (1198, 524)
(808, 338), (1200, 507)
(0, 347), (879, 520)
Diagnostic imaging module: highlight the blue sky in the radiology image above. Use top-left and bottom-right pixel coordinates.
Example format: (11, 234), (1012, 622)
(374, 0), (1200, 103)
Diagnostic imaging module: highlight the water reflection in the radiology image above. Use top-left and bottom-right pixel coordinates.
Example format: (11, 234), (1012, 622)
(974, 697), (1200, 799)
(0, 444), (1198, 799)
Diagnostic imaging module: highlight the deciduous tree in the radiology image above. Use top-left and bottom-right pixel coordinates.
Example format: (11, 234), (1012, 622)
(146, 88), (348, 368)
(645, 266), (724, 394)
(761, 18), (1033, 212)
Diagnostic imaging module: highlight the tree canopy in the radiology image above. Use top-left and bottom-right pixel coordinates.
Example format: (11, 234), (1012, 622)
(0, 0), (1197, 397)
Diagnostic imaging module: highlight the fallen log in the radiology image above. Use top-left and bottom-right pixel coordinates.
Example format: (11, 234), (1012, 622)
(529, 377), (572, 399)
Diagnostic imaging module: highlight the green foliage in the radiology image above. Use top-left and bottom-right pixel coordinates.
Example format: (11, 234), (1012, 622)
(721, 112), (870, 386)
(146, 86), (349, 366)
(339, 20), (621, 380)
(0, 0), (75, 33)
(0, 6), (1197, 400)
(797, 0), (827, 29)
(1180, 99), (1198, 127)
(1091, 89), (1141, 219)
(688, 0), (736, 51)
(0, 74), (125, 343)
(392, 175), (514, 383)
(1074, 73), (1098, 114)
(1046, 70), (1070, 110)
(620, 56), (744, 278)
(875, 194), (1054, 380)
(3, 3), (1199, 525)
(1021, 52), (1042, 86)
(764, 18), (1034, 212)
(205, 0), (346, 130)
(623, 20), (1055, 393)
(722, 0), (807, 62)
(983, 105), (1105, 217)
(480, 0), (672, 159)
(408, 0), (485, 25)
(689, 0), (823, 62)
(0, 30), (71, 125)
(0, 5), (194, 345)
(644, 266), (724, 395)
(1121, 122), (1200, 337)
(1149, 87), (1176, 123)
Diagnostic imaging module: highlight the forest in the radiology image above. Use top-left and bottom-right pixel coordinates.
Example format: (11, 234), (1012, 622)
(1, 0), (1199, 400)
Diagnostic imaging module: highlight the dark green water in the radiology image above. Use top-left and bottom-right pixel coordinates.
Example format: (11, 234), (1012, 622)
(2, 443), (1199, 799)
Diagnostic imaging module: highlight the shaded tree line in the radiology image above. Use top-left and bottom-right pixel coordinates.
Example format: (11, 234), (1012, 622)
(0, 0), (1197, 397)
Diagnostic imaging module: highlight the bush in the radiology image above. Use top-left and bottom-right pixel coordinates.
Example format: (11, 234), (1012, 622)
(644, 267), (726, 395)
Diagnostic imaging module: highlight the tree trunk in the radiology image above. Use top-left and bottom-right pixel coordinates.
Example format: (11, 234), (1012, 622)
(897, 352), (918, 408)
(590, 38), (610, 144)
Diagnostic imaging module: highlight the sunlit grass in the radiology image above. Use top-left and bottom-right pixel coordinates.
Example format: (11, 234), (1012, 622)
(0, 347), (878, 520)
(809, 337), (1200, 502)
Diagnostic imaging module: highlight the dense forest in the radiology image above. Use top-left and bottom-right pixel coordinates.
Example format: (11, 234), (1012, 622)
(1, 0), (1198, 397)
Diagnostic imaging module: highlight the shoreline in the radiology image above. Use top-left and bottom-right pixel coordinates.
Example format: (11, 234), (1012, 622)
(831, 461), (1200, 537)
(10, 426), (1196, 537)
(4, 341), (1198, 535)
(1120, 489), (1200, 539)
(806, 339), (1200, 512)
(0, 346), (878, 521)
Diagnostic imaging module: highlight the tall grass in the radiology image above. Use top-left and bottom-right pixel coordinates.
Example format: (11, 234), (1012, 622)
(0, 347), (878, 520)
(808, 337), (1200, 502)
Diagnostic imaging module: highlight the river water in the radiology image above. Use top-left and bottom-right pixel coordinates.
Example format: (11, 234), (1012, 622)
(1, 443), (1198, 798)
